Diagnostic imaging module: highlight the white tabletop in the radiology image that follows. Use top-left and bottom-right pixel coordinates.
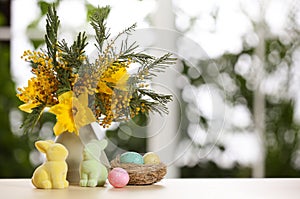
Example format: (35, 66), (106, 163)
(0, 178), (299, 199)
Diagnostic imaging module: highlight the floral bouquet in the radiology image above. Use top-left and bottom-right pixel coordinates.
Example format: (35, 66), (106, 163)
(17, 5), (175, 136)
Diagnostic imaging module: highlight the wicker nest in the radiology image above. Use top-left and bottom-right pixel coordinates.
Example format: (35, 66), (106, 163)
(110, 155), (167, 185)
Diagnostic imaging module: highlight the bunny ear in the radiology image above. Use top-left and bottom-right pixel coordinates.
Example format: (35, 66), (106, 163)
(85, 143), (99, 157)
(46, 140), (55, 144)
(98, 139), (108, 150)
(35, 140), (52, 153)
(84, 139), (108, 159)
(90, 139), (108, 150)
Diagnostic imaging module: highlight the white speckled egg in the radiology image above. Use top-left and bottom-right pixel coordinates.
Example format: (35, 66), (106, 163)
(120, 152), (144, 164)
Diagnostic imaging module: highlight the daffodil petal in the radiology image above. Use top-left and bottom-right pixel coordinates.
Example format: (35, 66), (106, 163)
(85, 109), (96, 123)
(19, 102), (40, 113)
(49, 104), (65, 115)
(58, 91), (73, 103)
(97, 81), (113, 94)
(53, 121), (65, 136)
(78, 90), (89, 107)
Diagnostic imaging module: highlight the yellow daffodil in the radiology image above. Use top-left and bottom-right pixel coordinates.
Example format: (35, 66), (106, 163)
(103, 67), (129, 91)
(17, 52), (59, 114)
(49, 91), (96, 136)
(97, 65), (129, 94)
(17, 78), (41, 113)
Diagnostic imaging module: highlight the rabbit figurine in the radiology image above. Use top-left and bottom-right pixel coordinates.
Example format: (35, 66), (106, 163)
(80, 139), (108, 187)
(31, 140), (69, 189)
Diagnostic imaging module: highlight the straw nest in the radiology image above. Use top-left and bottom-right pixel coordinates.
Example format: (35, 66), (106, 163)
(110, 155), (167, 185)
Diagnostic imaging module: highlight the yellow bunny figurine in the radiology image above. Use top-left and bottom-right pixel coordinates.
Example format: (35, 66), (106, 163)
(31, 140), (69, 189)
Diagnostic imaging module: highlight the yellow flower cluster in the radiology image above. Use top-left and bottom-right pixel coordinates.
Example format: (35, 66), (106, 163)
(17, 49), (135, 131)
(17, 5), (173, 136)
(96, 90), (131, 128)
(17, 50), (58, 113)
(71, 59), (133, 127)
(95, 61), (131, 127)
(17, 50), (83, 113)
(17, 48), (98, 135)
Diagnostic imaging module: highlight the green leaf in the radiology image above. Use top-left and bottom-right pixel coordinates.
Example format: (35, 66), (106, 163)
(85, 3), (97, 20)
(38, 1), (51, 16)
(27, 19), (40, 30)
(30, 39), (44, 49)
(58, 31), (88, 69)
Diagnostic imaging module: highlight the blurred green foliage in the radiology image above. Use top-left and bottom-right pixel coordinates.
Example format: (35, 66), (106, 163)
(0, 1), (38, 178)
(0, 1), (35, 178)
(265, 101), (300, 177)
(105, 113), (147, 160)
(182, 162), (252, 178)
(180, 37), (300, 177)
(0, 41), (34, 177)
(0, 13), (5, 26)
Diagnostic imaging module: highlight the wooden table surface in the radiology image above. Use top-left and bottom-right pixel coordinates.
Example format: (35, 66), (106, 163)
(0, 178), (299, 199)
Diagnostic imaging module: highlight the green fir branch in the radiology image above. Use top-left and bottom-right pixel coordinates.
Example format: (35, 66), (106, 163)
(138, 88), (172, 115)
(45, 4), (60, 67)
(56, 83), (71, 96)
(125, 53), (175, 116)
(106, 23), (137, 57)
(21, 105), (45, 134)
(137, 53), (176, 80)
(58, 32), (88, 72)
(129, 88), (172, 116)
(120, 52), (154, 63)
(143, 101), (169, 115)
(56, 32), (88, 95)
(138, 89), (173, 105)
(90, 6), (111, 52)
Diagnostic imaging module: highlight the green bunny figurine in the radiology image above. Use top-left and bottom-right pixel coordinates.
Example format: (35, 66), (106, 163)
(79, 139), (108, 187)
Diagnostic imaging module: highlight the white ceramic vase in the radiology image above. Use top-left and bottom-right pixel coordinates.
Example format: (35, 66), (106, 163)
(55, 122), (110, 185)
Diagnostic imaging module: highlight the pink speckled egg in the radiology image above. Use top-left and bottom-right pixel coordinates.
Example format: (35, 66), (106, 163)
(108, 168), (129, 188)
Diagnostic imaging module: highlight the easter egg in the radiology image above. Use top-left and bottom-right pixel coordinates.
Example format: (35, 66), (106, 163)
(108, 168), (129, 188)
(120, 152), (144, 164)
(143, 152), (160, 164)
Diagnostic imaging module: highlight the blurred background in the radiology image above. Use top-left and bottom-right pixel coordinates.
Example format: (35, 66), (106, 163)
(1, 0), (300, 178)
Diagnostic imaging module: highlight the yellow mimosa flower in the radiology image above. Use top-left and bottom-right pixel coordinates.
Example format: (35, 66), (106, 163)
(49, 91), (96, 136)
